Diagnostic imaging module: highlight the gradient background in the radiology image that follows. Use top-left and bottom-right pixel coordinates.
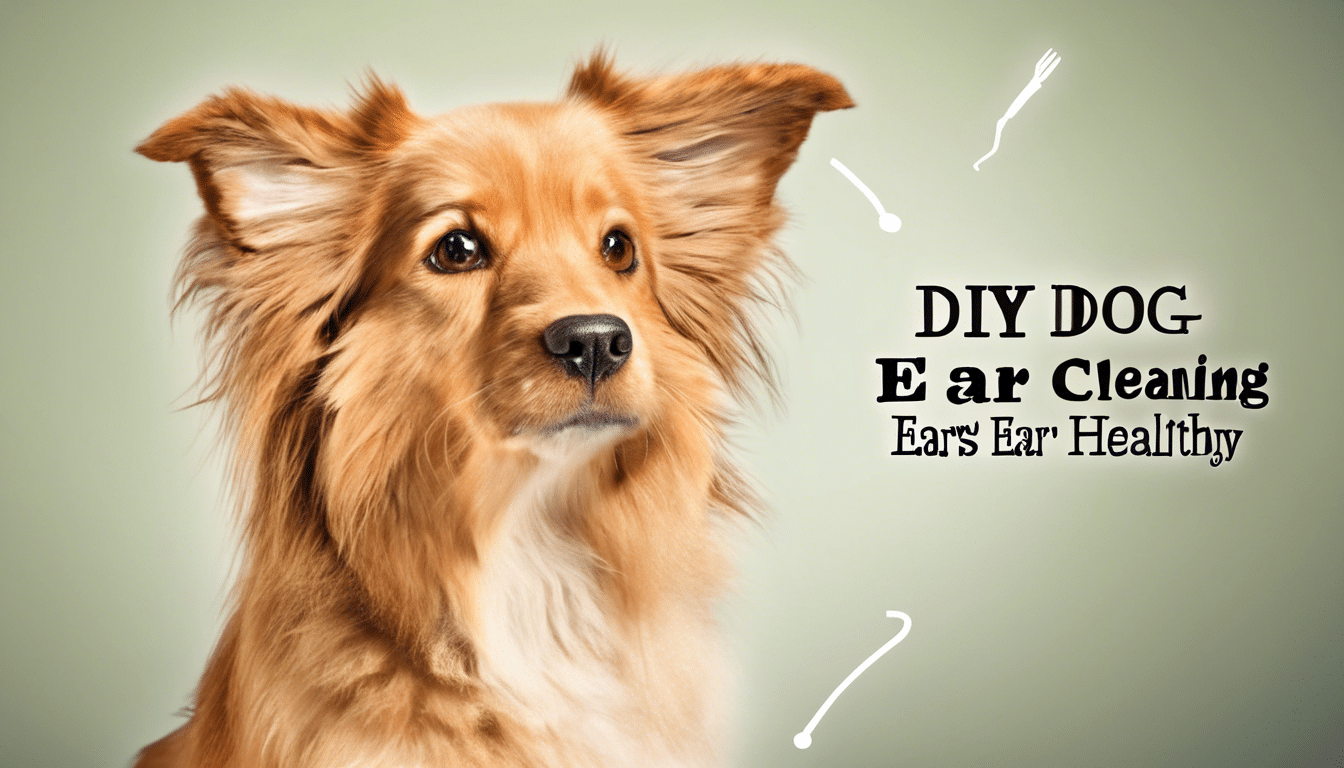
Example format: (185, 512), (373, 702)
(3, 1), (1342, 766)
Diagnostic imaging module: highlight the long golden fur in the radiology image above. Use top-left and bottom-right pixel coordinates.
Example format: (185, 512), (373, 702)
(135, 53), (851, 767)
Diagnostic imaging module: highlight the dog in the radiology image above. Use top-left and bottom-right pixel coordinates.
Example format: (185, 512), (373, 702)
(135, 52), (851, 767)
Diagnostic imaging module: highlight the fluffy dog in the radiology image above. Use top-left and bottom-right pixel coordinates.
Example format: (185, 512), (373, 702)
(135, 53), (851, 767)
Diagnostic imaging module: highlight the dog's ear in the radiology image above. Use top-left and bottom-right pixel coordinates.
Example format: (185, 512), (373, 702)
(136, 80), (416, 253)
(568, 53), (852, 215)
(568, 54), (853, 394)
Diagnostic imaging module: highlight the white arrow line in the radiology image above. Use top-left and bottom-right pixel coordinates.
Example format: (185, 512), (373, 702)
(830, 158), (902, 233)
(794, 610), (912, 749)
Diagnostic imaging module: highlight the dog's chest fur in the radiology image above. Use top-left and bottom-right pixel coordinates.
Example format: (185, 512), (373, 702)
(471, 442), (719, 767)
(478, 452), (629, 758)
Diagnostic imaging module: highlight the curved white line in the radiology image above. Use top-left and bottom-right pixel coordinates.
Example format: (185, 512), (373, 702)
(830, 157), (887, 216)
(794, 610), (912, 749)
(973, 116), (1010, 171)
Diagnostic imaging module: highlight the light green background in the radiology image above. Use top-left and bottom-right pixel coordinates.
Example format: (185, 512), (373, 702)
(3, 1), (1341, 766)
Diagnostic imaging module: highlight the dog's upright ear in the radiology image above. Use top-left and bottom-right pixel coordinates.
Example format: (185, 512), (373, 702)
(569, 53), (853, 213)
(136, 80), (421, 378)
(136, 81), (417, 254)
(568, 53), (853, 394)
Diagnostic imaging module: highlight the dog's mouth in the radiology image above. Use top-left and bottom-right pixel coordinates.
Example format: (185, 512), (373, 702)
(537, 409), (638, 436)
(506, 408), (639, 460)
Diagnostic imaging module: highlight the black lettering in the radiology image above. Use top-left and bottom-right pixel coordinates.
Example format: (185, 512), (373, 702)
(876, 358), (926, 402)
(916, 286), (958, 337)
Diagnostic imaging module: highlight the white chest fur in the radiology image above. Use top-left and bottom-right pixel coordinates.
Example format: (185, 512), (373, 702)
(476, 432), (637, 765)
(473, 428), (726, 767)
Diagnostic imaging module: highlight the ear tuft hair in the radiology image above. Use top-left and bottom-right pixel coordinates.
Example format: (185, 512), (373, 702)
(567, 49), (630, 106)
(349, 75), (417, 153)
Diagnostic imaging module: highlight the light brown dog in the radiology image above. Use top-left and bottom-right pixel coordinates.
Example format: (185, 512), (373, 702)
(136, 53), (850, 767)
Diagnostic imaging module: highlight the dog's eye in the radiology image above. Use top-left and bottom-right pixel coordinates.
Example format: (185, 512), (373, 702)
(426, 230), (486, 273)
(601, 229), (636, 273)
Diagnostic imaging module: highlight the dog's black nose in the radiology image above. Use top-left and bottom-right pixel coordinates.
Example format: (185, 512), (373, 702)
(542, 314), (633, 384)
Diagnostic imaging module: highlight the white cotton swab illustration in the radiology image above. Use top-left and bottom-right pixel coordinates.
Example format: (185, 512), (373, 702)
(974, 48), (1061, 171)
(830, 158), (902, 232)
(793, 610), (912, 749)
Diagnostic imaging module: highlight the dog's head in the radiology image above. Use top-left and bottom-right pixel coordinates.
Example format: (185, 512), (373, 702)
(139, 54), (850, 641)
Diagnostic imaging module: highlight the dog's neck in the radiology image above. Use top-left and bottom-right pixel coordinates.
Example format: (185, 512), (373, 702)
(474, 426), (639, 757)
